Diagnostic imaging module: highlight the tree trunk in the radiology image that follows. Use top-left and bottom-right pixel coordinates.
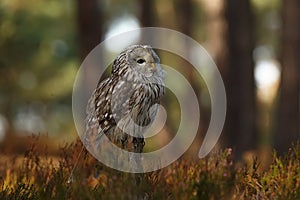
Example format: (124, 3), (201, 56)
(275, 0), (300, 153)
(77, 0), (103, 94)
(201, 0), (227, 75)
(140, 0), (155, 27)
(77, 0), (103, 60)
(175, 0), (211, 156)
(222, 0), (256, 158)
(139, 0), (156, 43)
(177, 0), (193, 36)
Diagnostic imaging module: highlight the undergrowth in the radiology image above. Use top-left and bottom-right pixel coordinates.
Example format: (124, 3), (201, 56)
(1, 138), (300, 200)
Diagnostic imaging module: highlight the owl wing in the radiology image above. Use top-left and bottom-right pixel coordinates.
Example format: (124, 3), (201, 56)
(85, 75), (134, 136)
(86, 77), (116, 135)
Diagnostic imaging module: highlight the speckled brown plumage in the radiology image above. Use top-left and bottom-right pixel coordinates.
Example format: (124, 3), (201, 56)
(85, 45), (165, 156)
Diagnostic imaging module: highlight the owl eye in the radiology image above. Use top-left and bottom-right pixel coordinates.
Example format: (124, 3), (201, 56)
(137, 58), (146, 64)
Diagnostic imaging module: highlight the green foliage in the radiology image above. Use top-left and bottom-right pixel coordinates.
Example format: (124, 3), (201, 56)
(1, 140), (300, 199)
(0, 0), (78, 135)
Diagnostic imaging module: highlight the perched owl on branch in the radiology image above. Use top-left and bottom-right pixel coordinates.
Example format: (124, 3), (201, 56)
(85, 45), (165, 167)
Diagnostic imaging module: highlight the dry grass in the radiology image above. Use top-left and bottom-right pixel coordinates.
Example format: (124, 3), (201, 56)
(1, 137), (300, 200)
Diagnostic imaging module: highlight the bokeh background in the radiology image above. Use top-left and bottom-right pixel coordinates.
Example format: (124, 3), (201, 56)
(0, 0), (299, 163)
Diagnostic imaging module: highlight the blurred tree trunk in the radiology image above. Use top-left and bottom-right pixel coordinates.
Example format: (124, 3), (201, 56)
(77, 0), (103, 60)
(76, 0), (103, 115)
(176, 0), (210, 156)
(222, 0), (257, 158)
(140, 0), (155, 27)
(139, 0), (156, 42)
(275, 0), (300, 153)
(202, 0), (227, 73)
(177, 0), (192, 36)
(176, 0), (197, 100)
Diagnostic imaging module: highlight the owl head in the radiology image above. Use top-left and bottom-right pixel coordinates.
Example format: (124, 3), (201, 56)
(112, 45), (165, 80)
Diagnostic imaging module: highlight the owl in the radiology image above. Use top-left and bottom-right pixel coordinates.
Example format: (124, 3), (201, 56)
(84, 45), (165, 167)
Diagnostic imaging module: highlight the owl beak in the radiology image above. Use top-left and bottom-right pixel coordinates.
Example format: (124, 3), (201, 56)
(150, 63), (156, 71)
